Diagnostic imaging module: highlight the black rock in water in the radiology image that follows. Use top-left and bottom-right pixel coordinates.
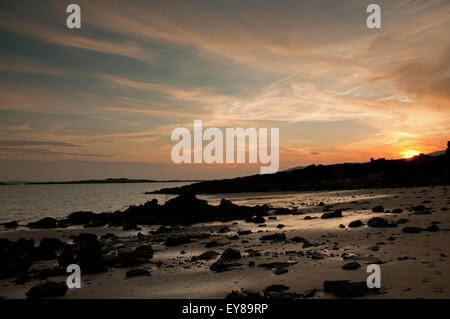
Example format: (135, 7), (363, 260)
(27, 217), (57, 229)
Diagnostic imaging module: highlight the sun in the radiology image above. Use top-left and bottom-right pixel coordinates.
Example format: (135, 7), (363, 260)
(401, 150), (420, 158)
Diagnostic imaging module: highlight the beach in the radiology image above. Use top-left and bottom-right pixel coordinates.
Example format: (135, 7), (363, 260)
(1, 185), (449, 299)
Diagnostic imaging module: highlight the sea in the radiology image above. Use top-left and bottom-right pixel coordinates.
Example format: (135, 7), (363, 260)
(0, 182), (192, 223)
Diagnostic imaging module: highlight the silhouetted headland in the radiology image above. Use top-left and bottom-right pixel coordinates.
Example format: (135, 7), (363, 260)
(152, 143), (450, 195)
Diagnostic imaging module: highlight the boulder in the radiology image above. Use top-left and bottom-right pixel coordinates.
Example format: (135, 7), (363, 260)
(321, 210), (343, 219)
(26, 281), (68, 299)
(367, 217), (396, 228)
(27, 217), (57, 229)
(371, 205), (384, 213)
(348, 220), (363, 228)
(260, 233), (286, 241)
(402, 227), (423, 234)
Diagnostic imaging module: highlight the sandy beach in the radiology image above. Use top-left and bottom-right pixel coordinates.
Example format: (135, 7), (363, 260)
(1, 185), (449, 299)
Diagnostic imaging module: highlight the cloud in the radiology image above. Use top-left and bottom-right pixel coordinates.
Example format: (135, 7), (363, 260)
(0, 140), (81, 147)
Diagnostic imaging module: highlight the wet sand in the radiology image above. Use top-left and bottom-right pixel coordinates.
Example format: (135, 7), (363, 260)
(0, 186), (449, 299)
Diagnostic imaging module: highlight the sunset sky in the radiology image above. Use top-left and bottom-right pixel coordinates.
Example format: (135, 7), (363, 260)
(0, 0), (449, 181)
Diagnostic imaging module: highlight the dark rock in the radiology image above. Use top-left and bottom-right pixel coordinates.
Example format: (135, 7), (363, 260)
(392, 208), (404, 214)
(221, 248), (241, 260)
(123, 224), (141, 231)
(27, 217), (57, 229)
(323, 280), (377, 297)
(191, 250), (219, 261)
(402, 227), (423, 234)
(367, 217), (396, 228)
(342, 262), (361, 270)
(264, 284), (289, 293)
(164, 236), (191, 247)
(218, 226), (231, 233)
(39, 238), (65, 251)
(372, 205), (384, 213)
(3, 221), (19, 228)
(67, 211), (96, 225)
(413, 205), (427, 212)
(0, 238), (34, 279)
(426, 224), (440, 232)
(321, 210), (343, 219)
(302, 288), (317, 298)
(15, 274), (32, 285)
(368, 246), (379, 251)
(276, 224), (285, 229)
(73, 233), (98, 244)
(237, 230), (251, 236)
(126, 269), (151, 278)
(225, 289), (263, 300)
(396, 218), (409, 224)
(26, 281), (68, 299)
(100, 233), (117, 240)
(348, 220), (363, 228)
(154, 226), (172, 234)
(246, 216), (266, 224)
(260, 233), (286, 241)
(274, 267), (288, 275)
(339, 224), (345, 229)
(205, 240), (226, 248)
(58, 242), (107, 274)
(119, 245), (153, 259)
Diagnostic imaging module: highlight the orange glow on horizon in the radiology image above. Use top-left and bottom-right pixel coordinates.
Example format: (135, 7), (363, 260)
(401, 150), (421, 158)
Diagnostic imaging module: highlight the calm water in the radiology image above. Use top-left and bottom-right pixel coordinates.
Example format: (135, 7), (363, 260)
(0, 182), (192, 223)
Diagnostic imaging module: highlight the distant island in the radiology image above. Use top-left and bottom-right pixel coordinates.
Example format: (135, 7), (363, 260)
(23, 178), (203, 185)
(152, 143), (450, 195)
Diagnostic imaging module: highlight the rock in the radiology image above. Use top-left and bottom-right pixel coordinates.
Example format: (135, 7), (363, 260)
(191, 250), (219, 261)
(39, 238), (65, 251)
(204, 240), (226, 248)
(3, 221), (19, 228)
(302, 288), (317, 298)
(154, 226), (172, 234)
(323, 280), (377, 297)
(426, 224), (440, 232)
(396, 218), (409, 224)
(119, 245), (153, 259)
(392, 208), (404, 214)
(367, 217), (396, 228)
(264, 284), (289, 293)
(413, 205), (427, 212)
(321, 210), (343, 219)
(368, 246), (379, 251)
(246, 216), (266, 224)
(248, 261), (255, 267)
(237, 230), (251, 236)
(218, 226), (231, 233)
(339, 224), (345, 229)
(227, 234), (239, 240)
(310, 251), (326, 259)
(225, 289), (263, 300)
(318, 202), (325, 206)
(402, 227), (423, 234)
(0, 238), (34, 279)
(32, 247), (57, 261)
(221, 248), (241, 260)
(274, 267), (288, 275)
(210, 248), (242, 272)
(348, 220), (363, 228)
(291, 236), (307, 243)
(26, 281), (68, 299)
(260, 233), (286, 241)
(67, 211), (96, 225)
(164, 236), (192, 247)
(372, 205), (384, 213)
(100, 233), (117, 240)
(276, 224), (285, 229)
(342, 262), (361, 270)
(27, 217), (57, 229)
(126, 269), (151, 278)
(15, 274), (32, 285)
(123, 224), (141, 231)
(58, 242), (107, 274)
(73, 233), (98, 244)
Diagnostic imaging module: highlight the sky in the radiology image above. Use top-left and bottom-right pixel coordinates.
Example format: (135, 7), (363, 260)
(0, 0), (449, 181)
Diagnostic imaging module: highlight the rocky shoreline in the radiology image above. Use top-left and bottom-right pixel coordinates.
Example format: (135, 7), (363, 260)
(1, 186), (449, 299)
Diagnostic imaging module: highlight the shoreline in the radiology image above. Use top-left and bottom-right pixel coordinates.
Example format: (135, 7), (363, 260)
(1, 186), (449, 299)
